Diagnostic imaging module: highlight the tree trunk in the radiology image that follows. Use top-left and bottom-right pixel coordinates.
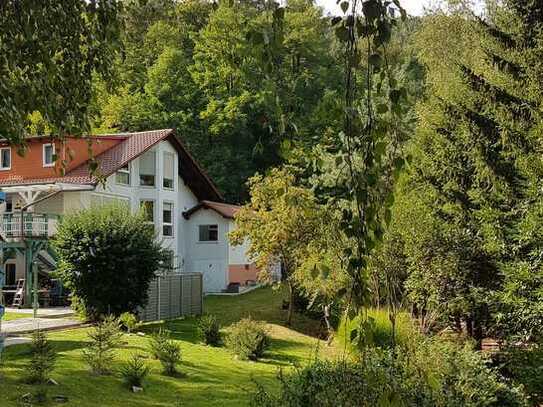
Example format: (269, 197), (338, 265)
(287, 281), (294, 326)
(466, 316), (474, 338)
(473, 318), (483, 350)
(323, 303), (333, 345)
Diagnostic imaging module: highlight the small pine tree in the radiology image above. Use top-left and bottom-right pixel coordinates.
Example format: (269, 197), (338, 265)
(25, 329), (57, 384)
(149, 329), (182, 376)
(120, 354), (150, 389)
(83, 315), (123, 375)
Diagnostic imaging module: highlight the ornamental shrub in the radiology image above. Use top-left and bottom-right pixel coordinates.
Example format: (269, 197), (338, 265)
(226, 318), (269, 361)
(251, 339), (528, 407)
(197, 314), (221, 346)
(119, 312), (138, 333)
(53, 204), (166, 320)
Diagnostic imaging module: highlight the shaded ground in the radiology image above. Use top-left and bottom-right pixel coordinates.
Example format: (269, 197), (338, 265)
(0, 286), (336, 407)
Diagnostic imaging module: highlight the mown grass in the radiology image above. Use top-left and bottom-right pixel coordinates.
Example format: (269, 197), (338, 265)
(0, 287), (335, 406)
(3, 312), (31, 322)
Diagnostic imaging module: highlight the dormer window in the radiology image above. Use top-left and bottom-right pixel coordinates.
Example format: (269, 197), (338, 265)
(0, 147), (11, 170)
(43, 143), (55, 167)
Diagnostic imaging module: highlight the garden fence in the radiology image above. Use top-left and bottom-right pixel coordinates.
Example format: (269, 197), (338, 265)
(139, 272), (203, 322)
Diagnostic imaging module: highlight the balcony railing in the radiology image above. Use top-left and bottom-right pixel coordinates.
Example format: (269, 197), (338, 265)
(0, 213), (59, 240)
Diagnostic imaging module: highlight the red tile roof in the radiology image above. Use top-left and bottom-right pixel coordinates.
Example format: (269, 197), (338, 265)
(0, 129), (223, 202)
(68, 129), (172, 182)
(183, 200), (241, 220)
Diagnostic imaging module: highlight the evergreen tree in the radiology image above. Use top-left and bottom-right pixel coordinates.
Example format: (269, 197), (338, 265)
(403, 1), (543, 344)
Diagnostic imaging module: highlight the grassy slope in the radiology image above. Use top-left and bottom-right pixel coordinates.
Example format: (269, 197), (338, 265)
(0, 287), (335, 406)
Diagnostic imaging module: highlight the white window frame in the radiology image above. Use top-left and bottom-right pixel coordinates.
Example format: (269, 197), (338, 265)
(163, 152), (175, 190)
(139, 150), (156, 188)
(115, 163), (131, 186)
(0, 147), (11, 170)
(162, 201), (174, 238)
(198, 224), (219, 242)
(140, 199), (155, 224)
(43, 143), (55, 167)
(90, 193), (130, 208)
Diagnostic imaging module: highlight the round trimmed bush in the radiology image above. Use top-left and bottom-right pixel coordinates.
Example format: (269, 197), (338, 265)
(53, 204), (166, 320)
(226, 318), (269, 361)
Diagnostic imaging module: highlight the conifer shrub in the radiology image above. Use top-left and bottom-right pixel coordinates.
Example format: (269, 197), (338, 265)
(149, 329), (182, 376)
(83, 315), (123, 375)
(25, 329), (57, 384)
(120, 354), (150, 389)
(197, 314), (221, 346)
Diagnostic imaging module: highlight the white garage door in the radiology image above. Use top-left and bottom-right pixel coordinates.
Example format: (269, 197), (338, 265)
(194, 260), (226, 293)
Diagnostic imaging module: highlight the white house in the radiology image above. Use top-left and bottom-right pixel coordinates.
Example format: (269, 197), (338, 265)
(0, 129), (270, 302)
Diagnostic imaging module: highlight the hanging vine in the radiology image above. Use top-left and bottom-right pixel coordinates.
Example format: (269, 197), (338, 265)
(328, 0), (409, 342)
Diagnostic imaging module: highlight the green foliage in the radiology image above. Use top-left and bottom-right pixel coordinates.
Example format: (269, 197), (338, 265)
(120, 354), (150, 389)
(336, 308), (414, 352)
(252, 340), (528, 407)
(308, 0), (418, 315)
(25, 329), (57, 385)
(226, 318), (270, 361)
(197, 315), (222, 347)
(230, 167), (323, 324)
(119, 312), (139, 334)
(82, 315), (123, 375)
(0, 0), (121, 145)
(96, 0), (342, 201)
(387, 2), (543, 344)
(158, 340), (182, 377)
(494, 345), (543, 406)
(53, 204), (165, 320)
(149, 328), (170, 360)
(149, 329), (182, 376)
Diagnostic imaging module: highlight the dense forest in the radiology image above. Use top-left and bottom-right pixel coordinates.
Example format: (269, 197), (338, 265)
(87, 0), (346, 202)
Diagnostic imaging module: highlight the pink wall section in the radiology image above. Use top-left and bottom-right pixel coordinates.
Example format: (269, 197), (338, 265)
(228, 264), (259, 286)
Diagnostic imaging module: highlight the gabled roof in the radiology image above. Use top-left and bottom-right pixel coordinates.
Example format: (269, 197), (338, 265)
(183, 200), (241, 220)
(0, 129), (223, 202)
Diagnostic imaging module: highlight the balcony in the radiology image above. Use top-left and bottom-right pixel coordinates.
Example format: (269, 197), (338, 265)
(0, 213), (59, 240)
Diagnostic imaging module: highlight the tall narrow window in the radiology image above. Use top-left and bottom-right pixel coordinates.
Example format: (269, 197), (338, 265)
(199, 224), (218, 242)
(163, 202), (173, 237)
(0, 147), (11, 170)
(43, 143), (55, 167)
(140, 200), (155, 223)
(139, 150), (156, 186)
(116, 163), (130, 185)
(163, 152), (174, 189)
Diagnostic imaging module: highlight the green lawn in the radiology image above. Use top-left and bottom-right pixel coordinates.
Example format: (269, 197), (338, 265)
(0, 287), (335, 406)
(3, 312), (31, 322)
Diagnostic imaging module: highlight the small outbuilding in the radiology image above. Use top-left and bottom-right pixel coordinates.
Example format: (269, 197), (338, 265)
(183, 200), (280, 293)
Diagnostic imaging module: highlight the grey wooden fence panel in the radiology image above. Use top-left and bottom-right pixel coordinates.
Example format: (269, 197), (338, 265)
(139, 272), (202, 322)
